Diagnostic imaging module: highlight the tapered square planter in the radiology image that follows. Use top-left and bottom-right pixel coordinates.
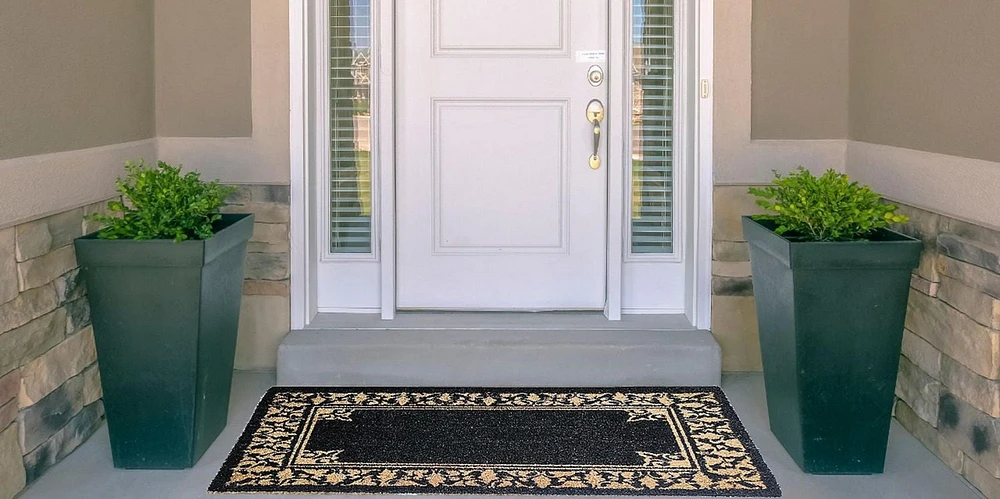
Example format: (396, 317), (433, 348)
(74, 213), (254, 469)
(742, 216), (921, 474)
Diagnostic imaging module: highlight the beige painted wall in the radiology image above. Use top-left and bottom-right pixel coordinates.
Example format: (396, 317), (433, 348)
(850, 0), (1000, 163)
(154, 0), (252, 138)
(0, 0), (155, 161)
(751, 0), (849, 140)
(714, 0), (847, 184)
(846, 0), (1000, 231)
(157, 0), (290, 183)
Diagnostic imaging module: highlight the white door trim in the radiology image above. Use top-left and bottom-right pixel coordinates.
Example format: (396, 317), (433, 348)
(289, 0), (714, 329)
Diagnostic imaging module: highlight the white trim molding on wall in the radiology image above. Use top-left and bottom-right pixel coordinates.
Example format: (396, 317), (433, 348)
(847, 141), (1000, 231)
(0, 139), (157, 230)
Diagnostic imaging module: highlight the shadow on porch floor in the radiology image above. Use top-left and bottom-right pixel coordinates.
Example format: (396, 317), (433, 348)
(19, 372), (983, 499)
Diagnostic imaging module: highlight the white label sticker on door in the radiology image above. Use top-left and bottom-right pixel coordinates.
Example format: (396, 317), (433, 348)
(575, 50), (606, 63)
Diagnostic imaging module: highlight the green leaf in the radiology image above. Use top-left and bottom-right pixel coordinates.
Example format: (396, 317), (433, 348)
(746, 166), (902, 242)
(84, 159), (237, 241)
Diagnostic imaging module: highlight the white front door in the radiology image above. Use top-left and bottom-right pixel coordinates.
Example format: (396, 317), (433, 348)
(396, 0), (609, 310)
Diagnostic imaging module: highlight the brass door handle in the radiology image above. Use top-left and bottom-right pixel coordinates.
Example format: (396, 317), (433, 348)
(586, 99), (605, 170)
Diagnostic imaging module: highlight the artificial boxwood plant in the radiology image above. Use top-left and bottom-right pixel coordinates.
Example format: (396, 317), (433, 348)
(748, 167), (908, 242)
(87, 160), (235, 242)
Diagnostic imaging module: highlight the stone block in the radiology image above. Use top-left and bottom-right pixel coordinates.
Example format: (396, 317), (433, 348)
(0, 309), (67, 376)
(939, 234), (1000, 275)
(910, 274), (939, 297)
(893, 203), (945, 250)
(906, 289), (1000, 380)
(939, 255), (1000, 299)
(0, 422), (26, 499)
(915, 250), (940, 284)
(939, 275), (999, 328)
(81, 364), (101, 406)
(13, 221), (51, 263)
(225, 185), (253, 204)
(0, 370), (18, 406)
(17, 245), (77, 292)
(222, 203), (289, 224)
(250, 223), (288, 244)
(251, 184), (290, 204)
(53, 268), (85, 306)
(0, 227), (16, 305)
(14, 209), (83, 262)
(941, 354), (1000, 418)
(245, 253), (290, 281)
(937, 389), (1000, 477)
(0, 400), (16, 432)
(901, 329), (942, 379)
(711, 276), (753, 296)
(963, 457), (1000, 499)
(243, 279), (290, 297)
(81, 200), (113, 235)
(18, 374), (84, 453)
(895, 399), (964, 473)
(18, 327), (97, 407)
(948, 219), (1000, 252)
(0, 284), (58, 333)
(713, 186), (765, 242)
(63, 297), (91, 334)
(712, 261), (751, 278)
(713, 241), (750, 262)
(236, 294), (291, 369)
(896, 356), (941, 425)
(23, 401), (104, 484)
(247, 241), (290, 254)
(710, 295), (763, 372)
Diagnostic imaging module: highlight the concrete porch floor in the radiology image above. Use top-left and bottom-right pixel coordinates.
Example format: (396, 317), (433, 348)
(19, 372), (983, 499)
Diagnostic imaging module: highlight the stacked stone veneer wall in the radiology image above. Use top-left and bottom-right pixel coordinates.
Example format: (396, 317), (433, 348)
(711, 186), (766, 372)
(224, 184), (291, 370)
(712, 187), (999, 497)
(890, 203), (1000, 499)
(0, 201), (109, 499)
(0, 185), (291, 499)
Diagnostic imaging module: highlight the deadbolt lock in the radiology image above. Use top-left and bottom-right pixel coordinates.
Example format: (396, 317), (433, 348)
(587, 65), (604, 86)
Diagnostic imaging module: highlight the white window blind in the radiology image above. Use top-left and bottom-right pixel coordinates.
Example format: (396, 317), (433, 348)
(631, 0), (674, 254)
(330, 0), (372, 253)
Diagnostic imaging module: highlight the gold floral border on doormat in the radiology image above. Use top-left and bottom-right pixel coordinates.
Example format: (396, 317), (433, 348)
(209, 387), (780, 496)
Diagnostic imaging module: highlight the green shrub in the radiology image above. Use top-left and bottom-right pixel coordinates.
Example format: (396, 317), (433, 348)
(88, 160), (236, 242)
(748, 167), (907, 242)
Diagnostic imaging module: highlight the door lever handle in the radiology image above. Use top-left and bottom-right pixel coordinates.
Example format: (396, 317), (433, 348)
(586, 99), (605, 170)
(590, 118), (602, 170)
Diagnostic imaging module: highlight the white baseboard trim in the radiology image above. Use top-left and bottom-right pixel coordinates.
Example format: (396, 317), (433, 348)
(846, 141), (1000, 231)
(0, 139), (157, 230)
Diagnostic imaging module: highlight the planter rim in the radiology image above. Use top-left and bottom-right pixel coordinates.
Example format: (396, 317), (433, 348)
(77, 213), (253, 242)
(75, 213), (254, 268)
(742, 216), (922, 270)
(740, 216), (917, 246)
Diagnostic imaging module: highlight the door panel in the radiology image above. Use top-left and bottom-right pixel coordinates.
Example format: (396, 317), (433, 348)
(397, 0), (609, 309)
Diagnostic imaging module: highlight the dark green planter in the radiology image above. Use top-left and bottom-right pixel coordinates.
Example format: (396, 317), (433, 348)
(742, 216), (921, 474)
(74, 214), (253, 469)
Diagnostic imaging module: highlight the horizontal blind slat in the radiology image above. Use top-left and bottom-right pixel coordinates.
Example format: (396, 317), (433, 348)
(329, 0), (373, 254)
(630, 0), (675, 254)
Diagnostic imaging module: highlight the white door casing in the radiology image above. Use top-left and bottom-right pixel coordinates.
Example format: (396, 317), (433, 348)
(291, 0), (715, 327)
(396, 0), (609, 310)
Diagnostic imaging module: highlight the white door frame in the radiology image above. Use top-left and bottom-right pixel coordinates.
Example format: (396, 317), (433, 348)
(289, 0), (714, 329)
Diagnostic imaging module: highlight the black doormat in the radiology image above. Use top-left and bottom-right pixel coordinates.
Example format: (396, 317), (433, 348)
(210, 387), (780, 496)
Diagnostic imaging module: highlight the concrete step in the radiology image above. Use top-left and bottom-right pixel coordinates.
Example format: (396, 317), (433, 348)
(277, 313), (721, 387)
